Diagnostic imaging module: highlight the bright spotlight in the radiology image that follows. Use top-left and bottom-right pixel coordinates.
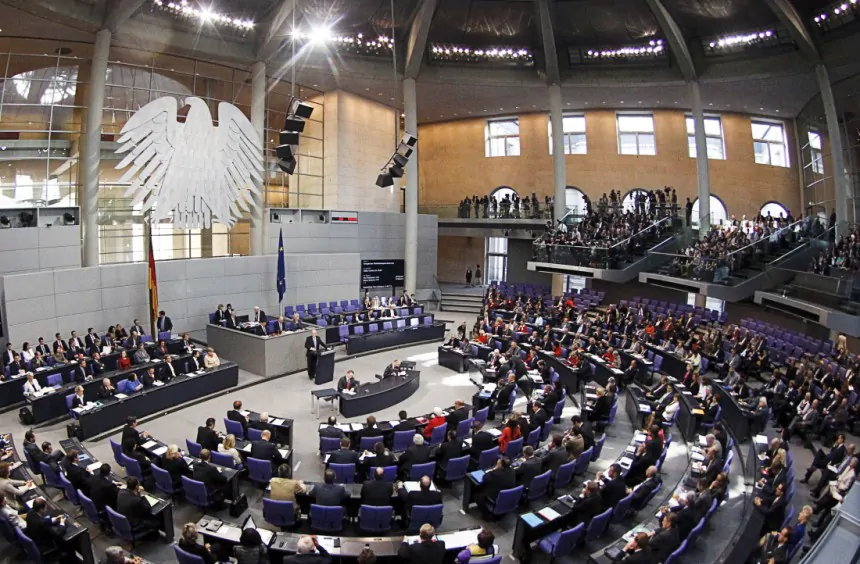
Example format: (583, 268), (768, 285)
(308, 25), (333, 45)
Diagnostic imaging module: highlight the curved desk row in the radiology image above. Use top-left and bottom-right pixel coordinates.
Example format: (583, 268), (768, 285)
(337, 369), (421, 418)
(321, 311), (430, 344)
(345, 322), (446, 355)
(75, 362), (239, 439)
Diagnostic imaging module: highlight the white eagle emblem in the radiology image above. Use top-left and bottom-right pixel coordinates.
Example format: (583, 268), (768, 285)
(115, 96), (263, 229)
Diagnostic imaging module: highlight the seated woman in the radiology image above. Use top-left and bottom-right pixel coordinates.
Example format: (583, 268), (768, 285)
(117, 350), (131, 371)
(218, 435), (243, 467)
(457, 528), (495, 563)
(125, 373), (143, 393)
(498, 416), (522, 454)
(423, 408), (447, 438)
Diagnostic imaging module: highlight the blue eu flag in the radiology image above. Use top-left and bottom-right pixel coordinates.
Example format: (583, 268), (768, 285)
(276, 228), (286, 304)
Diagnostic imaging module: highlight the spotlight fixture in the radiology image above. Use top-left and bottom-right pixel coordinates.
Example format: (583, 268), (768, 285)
(429, 43), (534, 66)
(19, 211), (34, 227)
(274, 98), (314, 175)
(815, 0), (860, 33)
(62, 212), (76, 225)
(151, 0), (254, 31)
(0, 216), (9, 227)
(376, 133), (418, 188)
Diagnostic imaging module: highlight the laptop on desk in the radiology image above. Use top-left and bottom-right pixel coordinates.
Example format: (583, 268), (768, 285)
(244, 514), (274, 545)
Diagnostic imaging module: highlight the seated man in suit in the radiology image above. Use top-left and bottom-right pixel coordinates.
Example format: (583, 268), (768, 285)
(192, 449), (229, 504)
(52, 333), (68, 354)
(249, 412), (276, 436)
(85, 328), (101, 353)
(571, 480), (604, 525)
(32, 440), (64, 473)
(70, 385), (87, 409)
(392, 410), (420, 433)
(25, 498), (67, 556)
(493, 373), (518, 416)
(337, 370), (360, 392)
(61, 449), (91, 496)
(469, 421), (496, 461)
(360, 467), (395, 507)
(328, 438), (360, 465)
(132, 343), (150, 364)
(87, 464), (119, 511)
(142, 367), (158, 387)
(366, 441), (396, 470)
(398, 434), (431, 480)
(319, 416), (344, 439)
(124, 331), (141, 350)
(649, 512), (681, 562)
(621, 532), (652, 564)
(515, 446), (545, 488)
(251, 306), (267, 324)
(445, 399), (470, 430)
(250, 430), (286, 471)
(116, 476), (160, 532)
(356, 415), (384, 447)
(630, 465), (661, 511)
(315, 469), (349, 506)
(397, 524), (446, 564)
(227, 400), (249, 434)
(479, 457), (517, 509)
(399, 475), (443, 514)
(7, 354), (25, 377)
(598, 464), (628, 509)
(130, 319), (145, 336)
(160, 355), (178, 382)
(96, 378), (116, 400)
(270, 316), (287, 335)
(587, 387), (612, 424)
(68, 331), (85, 355)
(542, 435), (569, 474)
(213, 305), (227, 325)
(382, 359), (403, 379)
(196, 418), (221, 452)
(435, 430), (463, 473)
(90, 352), (105, 377)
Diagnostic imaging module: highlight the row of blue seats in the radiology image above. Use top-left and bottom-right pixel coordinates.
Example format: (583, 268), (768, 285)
(337, 317), (433, 340)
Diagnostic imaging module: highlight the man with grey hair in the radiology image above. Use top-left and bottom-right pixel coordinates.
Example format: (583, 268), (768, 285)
(398, 433), (430, 480)
(284, 535), (331, 563)
(102, 546), (139, 564)
(704, 434), (722, 460)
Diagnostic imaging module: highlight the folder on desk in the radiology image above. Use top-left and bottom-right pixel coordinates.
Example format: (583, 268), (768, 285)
(522, 513), (544, 527)
(487, 428), (502, 438)
(115, 393), (128, 399)
(270, 418), (285, 426)
(152, 446), (168, 456)
(691, 409), (704, 415)
(638, 404), (652, 413)
(469, 470), (485, 483)
(538, 507), (561, 521)
(86, 462), (102, 474)
(350, 423), (364, 431)
(242, 444), (253, 453)
(142, 440), (158, 450)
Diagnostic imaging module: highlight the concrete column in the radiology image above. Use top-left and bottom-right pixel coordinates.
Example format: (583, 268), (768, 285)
(693, 293), (706, 308)
(548, 85), (566, 224)
(250, 61), (266, 256)
(404, 77), (419, 295)
(551, 274), (565, 298)
(690, 81), (711, 237)
(81, 29), (111, 267)
(816, 64), (849, 228)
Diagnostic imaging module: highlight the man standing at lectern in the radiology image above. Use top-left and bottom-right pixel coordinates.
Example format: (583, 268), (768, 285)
(305, 329), (325, 380)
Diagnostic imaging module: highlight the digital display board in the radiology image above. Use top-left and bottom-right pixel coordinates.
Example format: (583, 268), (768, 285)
(361, 260), (405, 288)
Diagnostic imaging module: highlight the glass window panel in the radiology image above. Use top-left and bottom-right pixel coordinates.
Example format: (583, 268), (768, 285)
(685, 117), (695, 134)
(505, 137), (520, 156)
(563, 115), (586, 132)
(753, 141), (770, 164)
(569, 133), (587, 154)
(706, 137), (724, 160)
(490, 138), (505, 157)
(764, 125), (785, 142)
(619, 133), (638, 155)
(618, 114), (654, 133)
(751, 122), (769, 139)
(688, 136), (697, 158)
(489, 119), (519, 136)
(704, 117), (722, 137)
(638, 134), (656, 155)
(808, 131), (822, 150)
(760, 202), (789, 218)
(770, 143), (787, 167)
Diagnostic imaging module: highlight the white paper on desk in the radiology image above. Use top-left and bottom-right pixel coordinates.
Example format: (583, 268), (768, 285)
(538, 507), (562, 521)
(487, 428), (502, 438)
(585, 393), (597, 400)
(463, 438), (472, 447)
(101, 346), (112, 355)
(350, 423), (363, 431)
(239, 410), (250, 417)
(152, 446), (168, 456)
(639, 404), (652, 413)
(691, 452), (705, 462)
(388, 421), (401, 427)
(682, 391), (693, 396)
(482, 384), (497, 393)
(619, 456), (633, 467)
(152, 381), (164, 387)
(86, 462), (102, 473)
(341, 390), (356, 396)
(242, 444), (252, 453)
(115, 393), (128, 399)
(278, 449), (289, 458)
(334, 424), (350, 432)
(753, 435), (769, 446)
(151, 358), (162, 363)
(612, 368), (624, 375)
(668, 497), (681, 510)
(217, 524), (242, 543)
(634, 432), (647, 443)
(142, 440), (158, 450)
(698, 436), (708, 447)
(270, 418), (284, 426)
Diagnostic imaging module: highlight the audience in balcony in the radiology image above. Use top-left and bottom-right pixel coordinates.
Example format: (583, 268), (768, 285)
(809, 223), (860, 275)
(457, 192), (553, 219)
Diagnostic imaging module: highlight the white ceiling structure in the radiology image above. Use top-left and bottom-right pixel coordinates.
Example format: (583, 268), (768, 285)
(1, 0), (859, 123)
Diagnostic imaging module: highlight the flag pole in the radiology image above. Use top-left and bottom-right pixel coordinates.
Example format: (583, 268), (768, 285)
(146, 212), (159, 339)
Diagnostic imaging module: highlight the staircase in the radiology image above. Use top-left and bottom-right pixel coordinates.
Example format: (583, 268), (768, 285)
(439, 291), (484, 314)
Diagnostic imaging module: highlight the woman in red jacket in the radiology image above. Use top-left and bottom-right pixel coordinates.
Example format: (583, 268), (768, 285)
(498, 414), (522, 454)
(423, 407), (447, 438)
(117, 350), (131, 370)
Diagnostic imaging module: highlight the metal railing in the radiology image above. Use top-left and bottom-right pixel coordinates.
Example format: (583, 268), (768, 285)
(423, 203), (555, 220)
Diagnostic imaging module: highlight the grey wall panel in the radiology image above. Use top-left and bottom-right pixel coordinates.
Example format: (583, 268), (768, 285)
(54, 267), (101, 295)
(55, 289), (102, 317)
(101, 264), (146, 288)
(3, 271), (54, 301)
(156, 281), (187, 303)
(5, 295), (57, 325)
(101, 285), (147, 308)
(157, 299), (188, 320)
(39, 247), (81, 270)
(186, 277), (226, 299)
(102, 306), (148, 328)
(38, 226), (79, 248)
(186, 258), (226, 280)
(0, 250), (41, 274)
(56, 311), (103, 337)
(8, 319), (59, 345)
(157, 260), (187, 282)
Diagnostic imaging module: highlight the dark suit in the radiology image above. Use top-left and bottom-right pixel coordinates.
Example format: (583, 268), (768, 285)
(356, 426), (384, 447)
(530, 409), (550, 434)
(250, 440), (284, 469)
(314, 483), (348, 506)
(161, 456), (191, 488)
(85, 334), (101, 351)
(252, 310), (267, 323)
(122, 426), (144, 448)
(516, 456), (545, 488)
(402, 488), (443, 512)
(88, 474), (119, 510)
(543, 447), (569, 474)
(757, 494), (787, 534)
(366, 452), (396, 469)
(435, 441), (463, 468)
(328, 449), (359, 465)
(7, 360), (24, 375)
(601, 476), (628, 508)
(693, 490), (713, 520)
(97, 384), (115, 400)
(397, 540), (447, 564)
(622, 548), (655, 563)
(116, 490), (156, 530)
(361, 479), (394, 506)
(399, 445), (431, 474)
(71, 395), (86, 409)
(305, 335), (325, 378)
(446, 406), (470, 429)
(156, 316), (173, 332)
(676, 506), (697, 540)
(63, 462), (91, 495)
(318, 425), (344, 439)
(193, 461), (229, 502)
(589, 395), (612, 422)
(650, 526), (680, 562)
(631, 477), (660, 510)
(470, 431), (496, 458)
(495, 383), (516, 410)
(196, 427), (220, 453)
(24, 510), (66, 551)
(481, 467), (516, 504)
(227, 410), (249, 433)
(572, 492), (603, 525)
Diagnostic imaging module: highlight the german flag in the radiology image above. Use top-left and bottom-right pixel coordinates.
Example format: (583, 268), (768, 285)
(148, 233), (159, 338)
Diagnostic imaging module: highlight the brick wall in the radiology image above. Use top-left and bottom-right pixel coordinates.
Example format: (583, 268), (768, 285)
(437, 236), (485, 284)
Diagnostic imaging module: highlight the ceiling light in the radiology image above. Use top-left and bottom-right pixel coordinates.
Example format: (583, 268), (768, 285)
(152, 0), (254, 30)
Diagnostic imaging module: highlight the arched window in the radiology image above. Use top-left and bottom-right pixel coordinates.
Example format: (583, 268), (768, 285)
(565, 186), (587, 215)
(621, 189), (649, 213)
(691, 195), (728, 228)
(490, 186), (518, 204)
(759, 201), (790, 219)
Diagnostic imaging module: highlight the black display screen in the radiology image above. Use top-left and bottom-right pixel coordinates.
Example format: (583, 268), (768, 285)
(361, 260), (405, 288)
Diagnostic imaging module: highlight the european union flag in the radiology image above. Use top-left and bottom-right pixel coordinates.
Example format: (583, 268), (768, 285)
(276, 228), (286, 304)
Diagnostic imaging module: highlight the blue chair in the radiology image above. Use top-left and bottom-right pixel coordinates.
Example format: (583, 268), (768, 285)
(584, 507), (613, 543)
(115, 379), (129, 393)
(392, 431), (415, 452)
(610, 492), (633, 524)
(331, 463), (356, 484)
(310, 504), (344, 533)
(110, 439), (125, 468)
(46, 373), (63, 387)
(15, 528), (46, 564)
(58, 472), (80, 505)
(700, 406), (721, 432)
(158, 330), (171, 341)
(553, 460), (575, 491)
(474, 407), (489, 425)
(538, 522), (585, 561)
(360, 435), (384, 451)
(456, 417), (474, 440)
(320, 436), (340, 455)
(429, 423), (447, 446)
(121, 454), (144, 482)
(185, 439), (202, 458)
(263, 498), (296, 529)
(152, 464), (179, 497)
(247, 428), (264, 441)
(574, 447), (593, 477)
(174, 544), (206, 564)
(354, 326), (364, 337)
(527, 470), (552, 502)
(247, 457), (273, 486)
(338, 325), (349, 343)
(486, 485), (524, 518)
(211, 451), (238, 469)
(181, 476), (212, 508)
(317, 319), (328, 327)
(224, 418), (245, 440)
(505, 437), (524, 460)
(141, 335), (153, 343)
(552, 399), (565, 423)
(368, 323), (379, 333)
(664, 539), (688, 564)
(526, 427), (541, 448)
(781, 504), (796, 529)
(477, 447), (500, 470)
(408, 504), (443, 532)
(106, 506), (152, 547)
(78, 489), (105, 527)
(409, 461), (436, 481)
(444, 455), (470, 482)
(371, 466), (398, 482)
(65, 394), (77, 417)
(359, 505), (394, 533)
(591, 433), (606, 461)
(39, 461), (65, 492)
